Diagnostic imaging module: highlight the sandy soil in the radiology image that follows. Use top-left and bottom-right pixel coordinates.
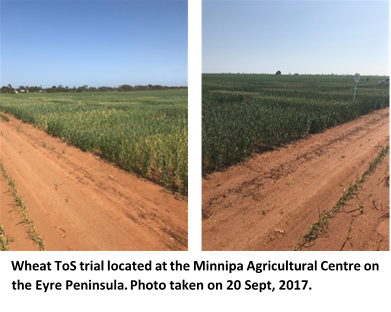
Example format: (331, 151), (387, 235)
(202, 108), (389, 251)
(0, 113), (187, 251)
(1, 178), (36, 251)
(310, 156), (389, 251)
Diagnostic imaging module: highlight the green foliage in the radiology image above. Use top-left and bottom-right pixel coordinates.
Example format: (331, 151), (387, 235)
(202, 74), (389, 173)
(0, 91), (188, 194)
(0, 114), (9, 122)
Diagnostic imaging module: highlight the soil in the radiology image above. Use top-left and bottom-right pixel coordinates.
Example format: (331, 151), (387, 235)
(310, 156), (389, 251)
(0, 113), (187, 251)
(202, 108), (389, 251)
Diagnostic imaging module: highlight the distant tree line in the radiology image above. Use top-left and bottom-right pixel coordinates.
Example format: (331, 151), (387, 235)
(0, 84), (187, 94)
(203, 72), (385, 76)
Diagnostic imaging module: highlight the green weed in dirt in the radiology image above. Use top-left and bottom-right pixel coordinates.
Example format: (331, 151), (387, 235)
(0, 113), (9, 122)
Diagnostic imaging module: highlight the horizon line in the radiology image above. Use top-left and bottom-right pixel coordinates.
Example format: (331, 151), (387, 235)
(202, 73), (389, 76)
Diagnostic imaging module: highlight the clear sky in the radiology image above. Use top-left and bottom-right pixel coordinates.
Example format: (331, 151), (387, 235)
(0, 0), (188, 88)
(203, 0), (389, 75)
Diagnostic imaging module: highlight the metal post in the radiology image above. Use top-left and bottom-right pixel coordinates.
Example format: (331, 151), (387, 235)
(353, 73), (360, 101)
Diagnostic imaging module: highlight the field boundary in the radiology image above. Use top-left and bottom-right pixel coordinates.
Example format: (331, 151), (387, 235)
(0, 90), (188, 195)
(0, 113), (10, 122)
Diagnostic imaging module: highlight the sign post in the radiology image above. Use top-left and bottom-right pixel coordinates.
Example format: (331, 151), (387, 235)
(353, 73), (360, 101)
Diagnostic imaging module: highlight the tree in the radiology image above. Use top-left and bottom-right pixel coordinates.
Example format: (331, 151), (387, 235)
(133, 85), (146, 91)
(276, 70), (281, 75)
(118, 84), (133, 92)
(47, 85), (57, 93)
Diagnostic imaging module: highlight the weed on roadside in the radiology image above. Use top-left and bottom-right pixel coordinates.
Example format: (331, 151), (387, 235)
(54, 182), (62, 190)
(0, 225), (10, 251)
(294, 145), (389, 251)
(0, 162), (45, 250)
(373, 239), (383, 251)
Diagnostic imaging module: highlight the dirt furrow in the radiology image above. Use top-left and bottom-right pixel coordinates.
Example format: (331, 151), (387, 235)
(202, 108), (389, 251)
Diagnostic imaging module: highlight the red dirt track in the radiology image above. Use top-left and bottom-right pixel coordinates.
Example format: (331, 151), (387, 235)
(202, 108), (389, 251)
(0, 113), (187, 251)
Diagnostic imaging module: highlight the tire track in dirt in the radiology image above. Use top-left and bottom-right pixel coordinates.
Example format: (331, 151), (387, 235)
(0, 113), (187, 251)
(202, 108), (389, 251)
(308, 154), (389, 251)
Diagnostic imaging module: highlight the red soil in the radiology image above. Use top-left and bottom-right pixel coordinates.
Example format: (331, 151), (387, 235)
(0, 113), (187, 251)
(201, 108), (390, 251)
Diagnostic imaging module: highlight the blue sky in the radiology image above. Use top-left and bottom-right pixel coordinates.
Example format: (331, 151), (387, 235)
(203, 0), (389, 75)
(1, 0), (188, 88)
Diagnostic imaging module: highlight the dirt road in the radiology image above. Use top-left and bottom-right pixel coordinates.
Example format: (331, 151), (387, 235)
(309, 155), (389, 251)
(202, 108), (389, 251)
(0, 113), (187, 251)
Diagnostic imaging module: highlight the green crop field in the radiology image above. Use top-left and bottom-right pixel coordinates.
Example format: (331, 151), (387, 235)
(202, 74), (389, 173)
(0, 90), (188, 194)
